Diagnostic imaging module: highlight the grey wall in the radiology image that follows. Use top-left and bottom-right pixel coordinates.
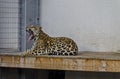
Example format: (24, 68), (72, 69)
(40, 0), (120, 52)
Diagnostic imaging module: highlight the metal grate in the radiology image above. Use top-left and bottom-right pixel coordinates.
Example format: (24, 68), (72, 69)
(0, 0), (40, 52)
(0, 0), (20, 50)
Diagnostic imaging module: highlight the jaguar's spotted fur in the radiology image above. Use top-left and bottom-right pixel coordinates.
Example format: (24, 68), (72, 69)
(23, 25), (78, 56)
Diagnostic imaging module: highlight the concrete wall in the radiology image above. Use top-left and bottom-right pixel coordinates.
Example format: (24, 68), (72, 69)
(39, 0), (120, 79)
(40, 0), (120, 52)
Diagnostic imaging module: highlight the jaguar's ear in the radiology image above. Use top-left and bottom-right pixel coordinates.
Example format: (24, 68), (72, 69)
(39, 26), (42, 30)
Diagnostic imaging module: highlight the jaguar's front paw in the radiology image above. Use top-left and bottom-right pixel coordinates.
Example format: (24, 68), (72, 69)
(21, 51), (28, 56)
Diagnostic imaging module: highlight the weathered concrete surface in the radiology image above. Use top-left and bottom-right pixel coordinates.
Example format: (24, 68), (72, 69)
(0, 52), (120, 72)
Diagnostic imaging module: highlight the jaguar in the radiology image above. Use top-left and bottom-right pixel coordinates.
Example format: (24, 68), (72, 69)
(22, 25), (78, 56)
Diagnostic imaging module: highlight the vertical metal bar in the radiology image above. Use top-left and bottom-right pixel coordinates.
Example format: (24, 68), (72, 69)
(18, 0), (21, 52)
(37, 0), (40, 25)
(24, 0), (27, 51)
(19, 0), (26, 52)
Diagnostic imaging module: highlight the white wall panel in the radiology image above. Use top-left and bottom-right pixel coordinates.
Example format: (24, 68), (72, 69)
(40, 0), (120, 52)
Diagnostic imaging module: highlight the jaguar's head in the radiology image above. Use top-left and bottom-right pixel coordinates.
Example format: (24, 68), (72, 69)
(26, 25), (42, 41)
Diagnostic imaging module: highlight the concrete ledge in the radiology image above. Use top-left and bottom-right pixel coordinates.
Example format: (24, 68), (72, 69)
(0, 52), (120, 72)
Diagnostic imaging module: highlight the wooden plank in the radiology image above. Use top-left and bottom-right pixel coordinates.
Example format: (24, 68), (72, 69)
(0, 52), (120, 72)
